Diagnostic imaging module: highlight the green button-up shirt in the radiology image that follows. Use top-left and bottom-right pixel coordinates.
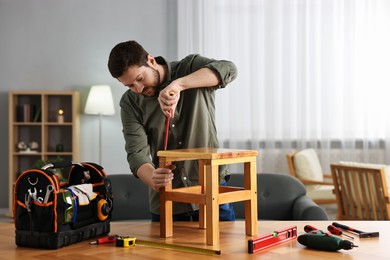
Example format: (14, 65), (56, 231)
(120, 54), (237, 214)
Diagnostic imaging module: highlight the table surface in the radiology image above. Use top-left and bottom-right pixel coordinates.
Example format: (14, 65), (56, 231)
(1, 220), (388, 259)
(157, 148), (258, 160)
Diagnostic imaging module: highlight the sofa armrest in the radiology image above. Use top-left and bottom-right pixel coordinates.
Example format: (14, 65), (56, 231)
(292, 195), (329, 220)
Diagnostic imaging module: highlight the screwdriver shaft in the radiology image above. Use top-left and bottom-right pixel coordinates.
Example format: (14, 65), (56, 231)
(328, 225), (354, 240)
(341, 233), (354, 240)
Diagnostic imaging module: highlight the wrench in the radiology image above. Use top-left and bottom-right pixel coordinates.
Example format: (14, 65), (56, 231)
(25, 194), (32, 212)
(28, 187), (37, 201)
(43, 185), (54, 203)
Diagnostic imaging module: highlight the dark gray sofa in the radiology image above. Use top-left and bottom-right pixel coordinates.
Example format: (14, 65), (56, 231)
(108, 173), (328, 221)
(228, 173), (329, 220)
(108, 174), (150, 220)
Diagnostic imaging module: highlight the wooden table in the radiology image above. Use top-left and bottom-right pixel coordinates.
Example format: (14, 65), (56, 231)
(1, 221), (388, 259)
(157, 148), (258, 245)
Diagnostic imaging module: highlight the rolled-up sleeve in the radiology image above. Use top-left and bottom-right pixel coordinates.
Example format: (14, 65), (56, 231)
(179, 54), (238, 89)
(204, 59), (238, 87)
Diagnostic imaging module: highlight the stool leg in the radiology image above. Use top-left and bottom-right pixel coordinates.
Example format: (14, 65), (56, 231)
(160, 160), (173, 238)
(199, 160), (206, 229)
(244, 159), (258, 236)
(160, 185), (173, 237)
(205, 162), (219, 245)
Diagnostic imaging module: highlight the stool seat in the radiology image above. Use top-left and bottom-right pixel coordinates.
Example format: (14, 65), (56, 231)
(157, 148), (258, 245)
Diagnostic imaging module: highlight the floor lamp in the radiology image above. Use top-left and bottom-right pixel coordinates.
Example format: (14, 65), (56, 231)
(84, 85), (115, 165)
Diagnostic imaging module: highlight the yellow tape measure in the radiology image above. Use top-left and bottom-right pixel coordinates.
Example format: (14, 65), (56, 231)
(116, 236), (221, 255)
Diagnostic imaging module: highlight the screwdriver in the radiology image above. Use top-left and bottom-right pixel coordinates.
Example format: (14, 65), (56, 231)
(328, 225), (354, 240)
(90, 234), (117, 245)
(304, 224), (319, 233)
(304, 224), (330, 235)
(163, 91), (175, 150)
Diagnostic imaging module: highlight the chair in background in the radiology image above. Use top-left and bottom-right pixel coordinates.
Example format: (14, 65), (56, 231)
(108, 174), (150, 221)
(331, 163), (390, 220)
(229, 173), (329, 220)
(286, 149), (336, 205)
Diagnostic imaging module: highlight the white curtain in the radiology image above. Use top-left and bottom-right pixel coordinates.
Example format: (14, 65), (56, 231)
(177, 0), (390, 173)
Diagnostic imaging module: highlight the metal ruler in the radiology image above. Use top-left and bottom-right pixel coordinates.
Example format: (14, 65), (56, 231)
(248, 226), (297, 253)
(116, 236), (221, 255)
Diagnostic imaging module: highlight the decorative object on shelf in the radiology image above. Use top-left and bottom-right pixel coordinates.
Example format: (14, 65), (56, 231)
(57, 109), (64, 123)
(56, 143), (64, 152)
(17, 141), (27, 151)
(84, 85), (115, 164)
(17, 141), (39, 153)
(29, 141), (39, 150)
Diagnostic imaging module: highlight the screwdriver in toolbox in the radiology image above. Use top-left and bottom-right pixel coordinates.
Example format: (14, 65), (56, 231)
(328, 225), (354, 240)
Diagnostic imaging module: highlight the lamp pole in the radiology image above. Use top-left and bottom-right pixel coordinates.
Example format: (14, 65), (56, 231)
(84, 85), (115, 166)
(98, 113), (102, 165)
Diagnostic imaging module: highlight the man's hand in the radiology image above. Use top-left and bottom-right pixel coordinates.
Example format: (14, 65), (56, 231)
(150, 167), (175, 191)
(137, 163), (175, 192)
(158, 82), (181, 118)
(158, 68), (221, 118)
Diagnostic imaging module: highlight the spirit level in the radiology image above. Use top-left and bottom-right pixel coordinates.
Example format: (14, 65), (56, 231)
(248, 226), (297, 254)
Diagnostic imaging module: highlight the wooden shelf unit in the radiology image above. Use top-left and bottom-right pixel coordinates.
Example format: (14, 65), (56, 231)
(8, 91), (80, 216)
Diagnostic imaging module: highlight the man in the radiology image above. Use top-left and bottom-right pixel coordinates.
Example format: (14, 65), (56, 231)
(108, 40), (237, 221)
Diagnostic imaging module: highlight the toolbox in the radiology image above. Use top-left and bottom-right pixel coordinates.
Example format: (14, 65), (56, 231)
(13, 161), (113, 249)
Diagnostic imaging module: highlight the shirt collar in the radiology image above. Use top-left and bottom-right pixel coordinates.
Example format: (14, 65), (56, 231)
(155, 56), (172, 90)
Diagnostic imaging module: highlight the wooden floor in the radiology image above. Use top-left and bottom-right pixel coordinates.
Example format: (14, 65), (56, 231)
(0, 209), (12, 223)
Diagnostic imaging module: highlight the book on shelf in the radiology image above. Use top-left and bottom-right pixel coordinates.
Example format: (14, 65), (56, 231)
(33, 107), (41, 122)
(16, 104), (40, 122)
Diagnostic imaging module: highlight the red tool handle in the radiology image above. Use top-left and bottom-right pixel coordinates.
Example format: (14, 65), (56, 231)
(327, 225), (342, 235)
(164, 116), (170, 150)
(304, 225), (333, 236)
(90, 234), (117, 245)
(304, 225), (319, 233)
(163, 91), (175, 151)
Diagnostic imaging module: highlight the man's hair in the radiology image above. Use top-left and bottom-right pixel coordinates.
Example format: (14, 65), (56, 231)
(108, 40), (149, 78)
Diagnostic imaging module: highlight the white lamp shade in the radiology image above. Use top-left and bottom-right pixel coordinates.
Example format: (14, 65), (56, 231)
(84, 85), (115, 115)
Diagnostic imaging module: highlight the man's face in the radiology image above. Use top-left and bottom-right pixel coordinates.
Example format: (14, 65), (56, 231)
(117, 61), (160, 97)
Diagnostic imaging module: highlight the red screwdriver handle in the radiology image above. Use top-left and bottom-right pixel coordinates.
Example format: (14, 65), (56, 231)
(90, 234), (117, 245)
(328, 225), (342, 235)
(304, 225), (319, 233)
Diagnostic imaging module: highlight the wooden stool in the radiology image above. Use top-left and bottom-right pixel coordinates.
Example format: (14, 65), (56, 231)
(157, 148), (258, 245)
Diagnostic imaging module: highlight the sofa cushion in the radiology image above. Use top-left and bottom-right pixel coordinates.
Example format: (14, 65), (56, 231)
(293, 149), (324, 183)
